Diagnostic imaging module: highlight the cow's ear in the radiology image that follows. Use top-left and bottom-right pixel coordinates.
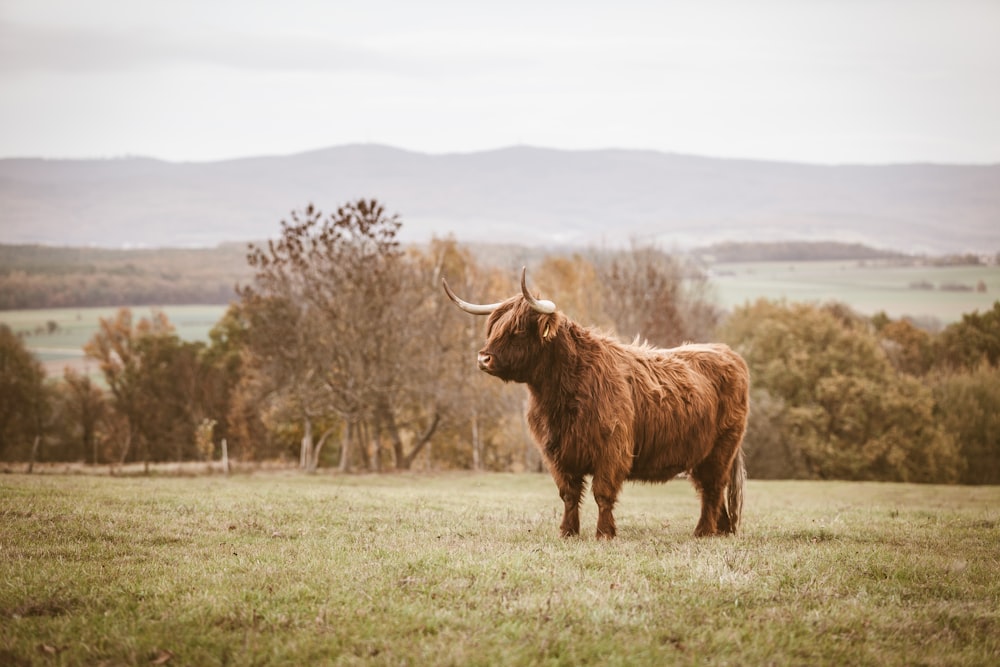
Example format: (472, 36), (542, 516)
(539, 313), (559, 342)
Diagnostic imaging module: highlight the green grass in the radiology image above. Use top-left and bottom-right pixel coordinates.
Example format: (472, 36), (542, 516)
(709, 260), (1000, 322)
(2, 473), (998, 666)
(0, 305), (227, 378)
(0, 305), (227, 350)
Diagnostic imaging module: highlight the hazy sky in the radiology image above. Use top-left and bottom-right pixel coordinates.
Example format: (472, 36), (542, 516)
(2, 0), (999, 165)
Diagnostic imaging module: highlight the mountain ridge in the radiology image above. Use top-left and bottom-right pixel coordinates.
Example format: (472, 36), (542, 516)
(1, 144), (998, 253)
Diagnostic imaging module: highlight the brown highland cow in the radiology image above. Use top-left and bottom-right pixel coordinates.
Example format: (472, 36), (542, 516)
(443, 268), (749, 539)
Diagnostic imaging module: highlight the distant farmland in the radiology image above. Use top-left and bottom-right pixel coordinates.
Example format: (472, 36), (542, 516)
(0, 305), (227, 378)
(708, 259), (999, 324)
(2, 260), (997, 378)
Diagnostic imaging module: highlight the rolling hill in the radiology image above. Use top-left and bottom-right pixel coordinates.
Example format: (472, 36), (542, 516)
(1, 145), (998, 253)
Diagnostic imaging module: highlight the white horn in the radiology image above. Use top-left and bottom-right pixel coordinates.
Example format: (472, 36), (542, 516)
(442, 277), (503, 315)
(520, 267), (556, 314)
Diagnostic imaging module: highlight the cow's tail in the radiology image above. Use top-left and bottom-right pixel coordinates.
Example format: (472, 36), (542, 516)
(727, 447), (746, 535)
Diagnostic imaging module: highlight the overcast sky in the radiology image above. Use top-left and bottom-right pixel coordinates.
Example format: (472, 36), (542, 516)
(2, 0), (999, 165)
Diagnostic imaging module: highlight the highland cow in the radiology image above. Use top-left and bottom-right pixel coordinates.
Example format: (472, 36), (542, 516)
(443, 268), (749, 539)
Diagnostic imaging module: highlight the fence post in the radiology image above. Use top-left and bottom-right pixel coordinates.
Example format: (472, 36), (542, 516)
(27, 435), (41, 474)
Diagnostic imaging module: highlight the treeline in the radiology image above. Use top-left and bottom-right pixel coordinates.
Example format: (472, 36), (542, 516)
(2, 199), (999, 483)
(0, 244), (252, 309)
(697, 240), (997, 265)
(697, 241), (905, 263)
(3, 240), (994, 312)
(727, 301), (1000, 483)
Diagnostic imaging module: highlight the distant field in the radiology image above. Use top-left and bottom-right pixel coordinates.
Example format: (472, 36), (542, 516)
(0, 305), (227, 377)
(1, 473), (997, 666)
(709, 260), (1000, 323)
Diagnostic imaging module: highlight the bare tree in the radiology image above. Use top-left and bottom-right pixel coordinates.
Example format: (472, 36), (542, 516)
(426, 241), (545, 470)
(240, 199), (445, 471)
(597, 241), (720, 347)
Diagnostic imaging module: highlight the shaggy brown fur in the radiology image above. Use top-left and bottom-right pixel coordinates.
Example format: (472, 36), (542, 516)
(449, 278), (749, 539)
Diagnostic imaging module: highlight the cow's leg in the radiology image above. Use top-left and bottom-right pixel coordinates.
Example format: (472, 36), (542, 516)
(691, 422), (746, 537)
(550, 470), (585, 537)
(592, 470), (624, 540)
(690, 460), (727, 537)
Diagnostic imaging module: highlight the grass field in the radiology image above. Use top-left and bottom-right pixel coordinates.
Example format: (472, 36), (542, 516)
(709, 260), (1000, 323)
(2, 473), (998, 666)
(0, 305), (227, 377)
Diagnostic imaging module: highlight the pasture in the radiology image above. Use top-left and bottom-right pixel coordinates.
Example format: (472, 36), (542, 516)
(2, 473), (997, 666)
(0, 305), (226, 377)
(709, 260), (1000, 323)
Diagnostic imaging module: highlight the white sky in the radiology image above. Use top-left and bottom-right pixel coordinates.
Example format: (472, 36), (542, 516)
(1, 0), (999, 165)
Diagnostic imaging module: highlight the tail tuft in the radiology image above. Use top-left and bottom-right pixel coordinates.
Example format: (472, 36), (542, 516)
(727, 448), (746, 535)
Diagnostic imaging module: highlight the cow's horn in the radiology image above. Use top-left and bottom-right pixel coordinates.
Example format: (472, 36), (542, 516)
(442, 277), (503, 315)
(520, 267), (556, 314)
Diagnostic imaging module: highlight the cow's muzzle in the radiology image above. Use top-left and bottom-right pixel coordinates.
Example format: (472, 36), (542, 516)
(477, 352), (495, 373)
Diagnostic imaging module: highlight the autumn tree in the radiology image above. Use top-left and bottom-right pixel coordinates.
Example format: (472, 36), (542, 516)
(56, 367), (107, 464)
(85, 308), (153, 465)
(874, 314), (935, 376)
(240, 199), (445, 471)
(239, 203), (366, 470)
(420, 238), (536, 471)
(238, 286), (331, 468)
(534, 254), (609, 329)
(0, 324), (48, 461)
(721, 300), (962, 482)
(872, 304), (1000, 483)
(197, 303), (249, 457)
(935, 301), (1000, 370)
(597, 242), (719, 347)
(932, 365), (1000, 484)
(84, 308), (209, 467)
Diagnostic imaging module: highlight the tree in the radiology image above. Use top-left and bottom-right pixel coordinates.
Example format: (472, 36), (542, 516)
(57, 367), (107, 464)
(721, 300), (962, 482)
(135, 331), (206, 462)
(740, 387), (808, 479)
(239, 290), (332, 468)
(875, 315), (935, 376)
(226, 361), (284, 463)
(240, 199), (443, 471)
(419, 237), (533, 471)
(534, 254), (609, 329)
(85, 308), (150, 465)
(932, 365), (1000, 484)
(198, 303), (249, 454)
(0, 324), (47, 461)
(936, 301), (1000, 370)
(241, 203), (370, 471)
(195, 418), (217, 461)
(597, 242), (719, 347)
(83, 308), (205, 467)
